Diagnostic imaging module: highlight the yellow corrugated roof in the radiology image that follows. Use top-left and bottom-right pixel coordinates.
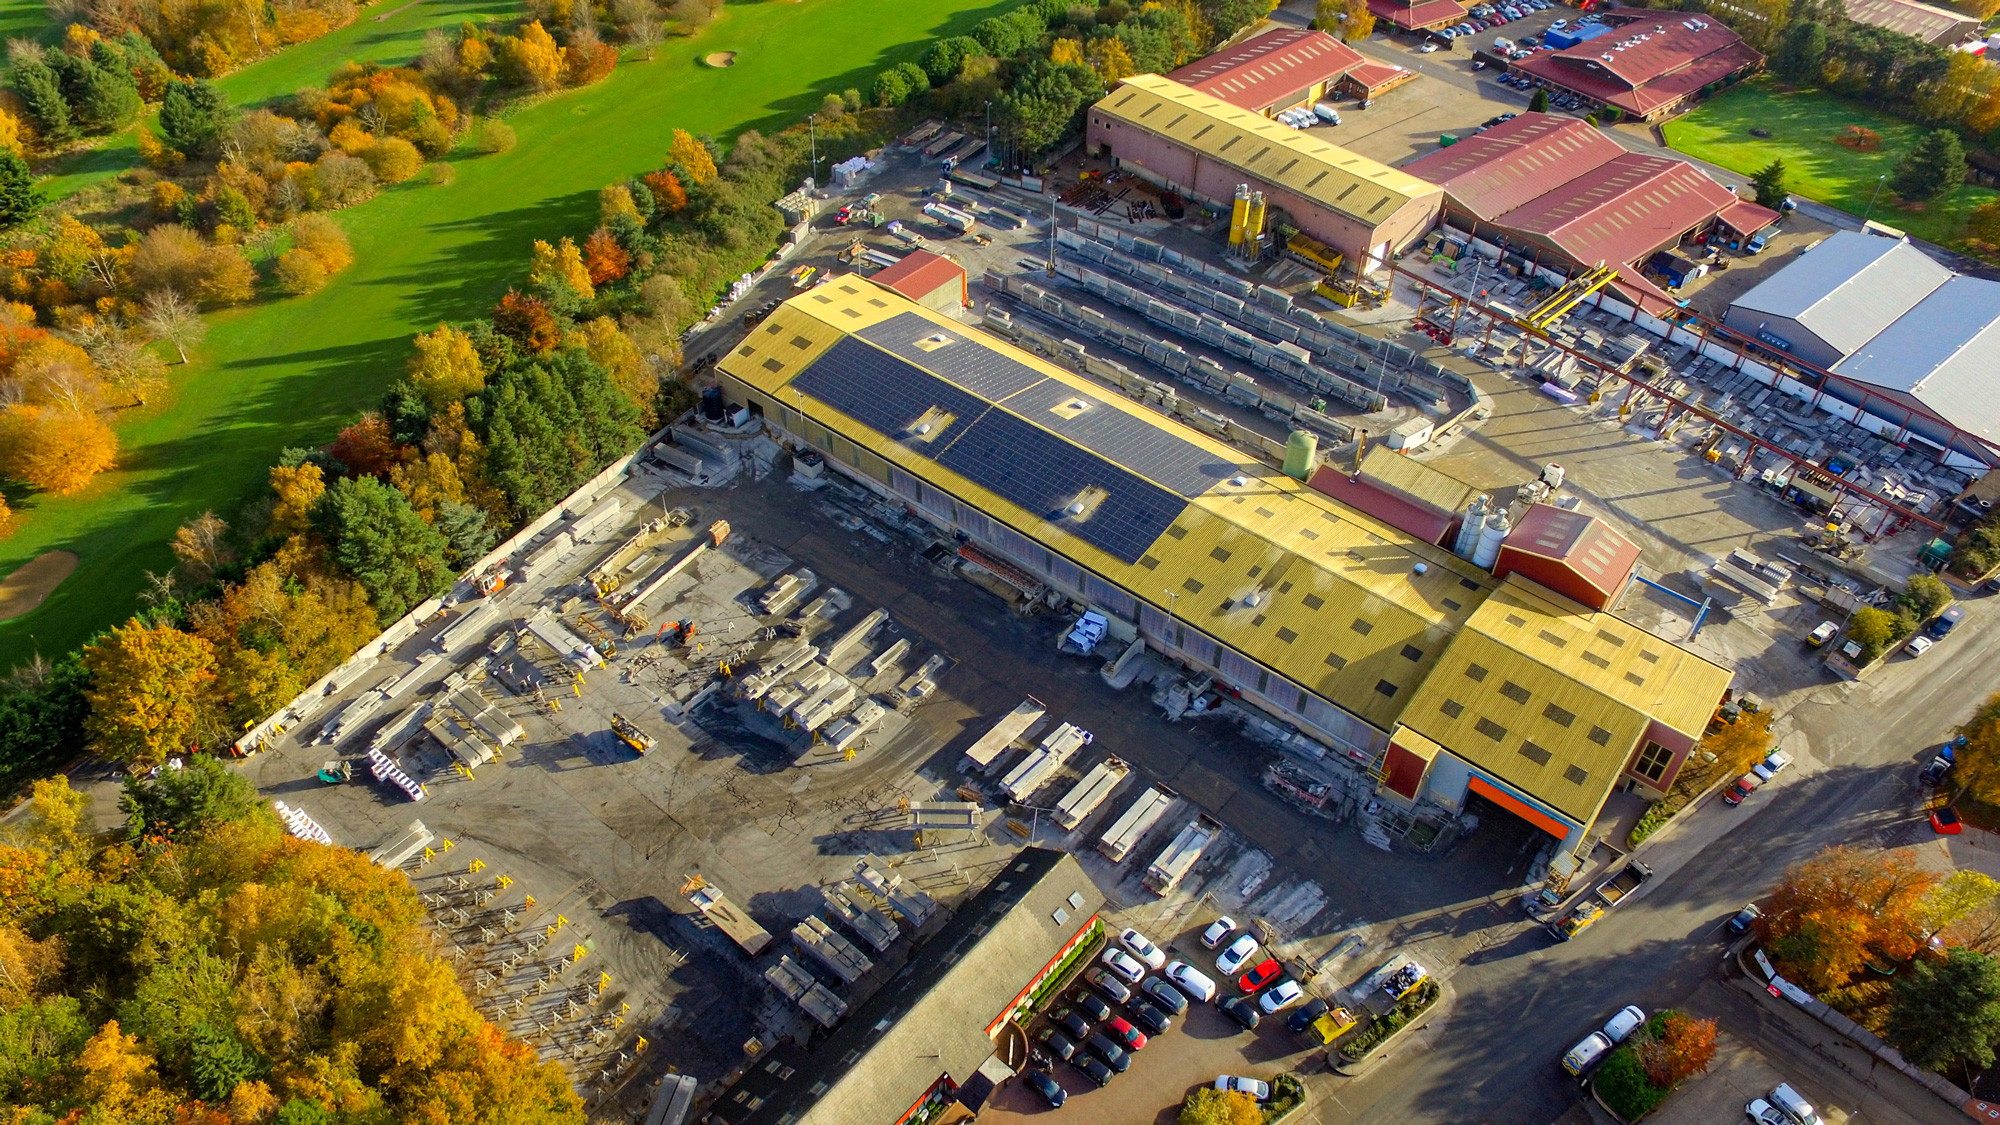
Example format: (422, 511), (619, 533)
(722, 277), (1493, 731)
(1358, 446), (1478, 515)
(1398, 576), (1731, 822)
(1093, 74), (1439, 227)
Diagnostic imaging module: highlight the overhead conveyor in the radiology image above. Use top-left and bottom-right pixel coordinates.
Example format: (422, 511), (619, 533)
(1519, 263), (1620, 332)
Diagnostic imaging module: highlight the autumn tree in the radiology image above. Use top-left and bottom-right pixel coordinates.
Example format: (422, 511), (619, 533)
(268, 461), (326, 540)
(667, 128), (716, 185)
(499, 21), (566, 91)
(529, 237), (594, 301)
(169, 510), (234, 587)
(82, 619), (220, 764)
(140, 290), (207, 365)
(1952, 692), (2000, 806)
(1925, 870), (2000, 937)
(493, 291), (560, 354)
(326, 413), (406, 479)
(363, 136), (425, 184)
(1636, 1011), (1717, 1087)
(1179, 1087), (1261, 1125)
(1051, 37), (1087, 66)
(1759, 845), (1939, 992)
(292, 213), (353, 274)
(1847, 606), (1903, 663)
(0, 404), (118, 495)
(311, 476), (452, 624)
(275, 249), (330, 294)
(191, 561), (379, 724)
(582, 228), (629, 285)
(1085, 37), (1136, 83)
(641, 168), (686, 214)
(599, 183), (640, 224)
(1697, 708), (1773, 780)
(408, 323), (486, 411)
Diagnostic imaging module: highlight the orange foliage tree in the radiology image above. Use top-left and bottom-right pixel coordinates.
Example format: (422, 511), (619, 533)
(582, 229), (629, 285)
(327, 413), (406, 478)
(492, 291), (559, 353)
(0, 404), (118, 495)
(641, 169), (686, 214)
(1759, 845), (1939, 993)
(1638, 1012), (1718, 1087)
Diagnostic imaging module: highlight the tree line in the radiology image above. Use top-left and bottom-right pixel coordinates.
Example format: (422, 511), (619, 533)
(870, 0), (1280, 164)
(0, 767), (585, 1123)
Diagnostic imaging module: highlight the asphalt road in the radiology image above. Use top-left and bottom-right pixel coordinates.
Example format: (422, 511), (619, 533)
(1312, 594), (1998, 1124)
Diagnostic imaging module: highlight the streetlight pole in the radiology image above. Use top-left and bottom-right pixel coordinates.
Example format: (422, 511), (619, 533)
(1163, 589), (1180, 653)
(984, 100), (993, 169)
(808, 114), (818, 190)
(1861, 174), (1887, 224)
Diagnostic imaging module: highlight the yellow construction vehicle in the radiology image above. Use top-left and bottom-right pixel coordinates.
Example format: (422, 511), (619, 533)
(610, 713), (654, 754)
(1519, 263), (1619, 332)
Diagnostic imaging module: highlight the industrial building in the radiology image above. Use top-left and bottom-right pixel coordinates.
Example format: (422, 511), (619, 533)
(1085, 74), (1444, 273)
(1724, 231), (2000, 458)
(705, 848), (1103, 1125)
(868, 249), (969, 313)
(1842, 0), (1981, 44)
(1401, 113), (1776, 312)
(712, 273), (1733, 857)
(1509, 12), (1764, 122)
(1367, 0), (1470, 31)
(1164, 27), (1365, 116)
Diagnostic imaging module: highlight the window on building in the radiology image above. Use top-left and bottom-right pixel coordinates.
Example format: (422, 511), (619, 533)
(1351, 618), (1373, 635)
(1564, 765), (1590, 785)
(1588, 726), (1612, 746)
(1519, 740), (1552, 765)
(1544, 703), (1575, 727)
(1401, 644), (1423, 662)
(1498, 681), (1530, 704)
(1374, 680), (1398, 697)
(1465, 664), (1489, 682)
(1475, 717), (1507, 741)
(1440, 699), (1464, 719)
(1632, 741), (1673, 782)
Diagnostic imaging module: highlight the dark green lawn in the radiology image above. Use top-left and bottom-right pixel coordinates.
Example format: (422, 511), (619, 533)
(0, 0), (1011, 668)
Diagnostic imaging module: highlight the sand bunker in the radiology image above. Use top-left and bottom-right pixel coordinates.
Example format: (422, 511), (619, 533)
(703, 52), (737, 67)
(0, 550), (78, 622)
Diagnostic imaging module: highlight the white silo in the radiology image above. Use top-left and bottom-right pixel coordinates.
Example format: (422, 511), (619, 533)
(1473, 508), (1511, 571)
(1454, 494), (1489, 560)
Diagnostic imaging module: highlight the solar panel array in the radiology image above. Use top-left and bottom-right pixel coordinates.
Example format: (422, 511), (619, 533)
(792, 330), (1189, 564)
(858, 314), (1043, 400)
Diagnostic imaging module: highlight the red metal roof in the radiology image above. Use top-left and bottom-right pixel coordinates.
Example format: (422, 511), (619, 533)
(1344, 60), (1417, 94)
(1714, 198), (1780, 236)
(1305, 465), (1456, 545)
(1497, 504), (1641, 599)
(1514, 16), (1762, 118)
(1400, 114), (1624, 221)
(1493, 152), (1736, 273)
(870, 250), (966, 304)
(1166, 28), (1365, 111)
(1366, 0), (1468, 30)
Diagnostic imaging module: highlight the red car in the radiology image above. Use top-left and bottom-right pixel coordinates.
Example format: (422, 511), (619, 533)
(1932, 807), (1964, 835)
(1105, 1016), (1147, 1050)
(1238, 958), (1281, 993)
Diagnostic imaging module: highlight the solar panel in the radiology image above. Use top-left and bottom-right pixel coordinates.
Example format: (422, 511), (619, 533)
(1001, 380), (1232, 498)
(935, 409), (1184, 564)
(792, 336), (990, 447)
(857, 313), (1045, 400)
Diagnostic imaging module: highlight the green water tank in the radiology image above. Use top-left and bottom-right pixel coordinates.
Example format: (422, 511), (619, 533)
(1284, 429), (1318, 480)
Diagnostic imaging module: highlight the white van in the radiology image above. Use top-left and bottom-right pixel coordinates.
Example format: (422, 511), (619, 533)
(1770, 1083), (1822, 1125)
(1562, 1031), (1612, 1075)
(1164, 960), (1218, 1003)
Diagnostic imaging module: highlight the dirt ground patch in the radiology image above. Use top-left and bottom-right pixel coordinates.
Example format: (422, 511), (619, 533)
(0, 551), (78, 622)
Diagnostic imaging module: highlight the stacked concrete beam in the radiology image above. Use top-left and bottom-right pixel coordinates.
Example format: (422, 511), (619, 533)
(792, 915), (874, 984)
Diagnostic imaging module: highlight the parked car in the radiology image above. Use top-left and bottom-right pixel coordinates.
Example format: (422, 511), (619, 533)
(1602, 1005), (1646, 1043)
(1769, 1083), (1822, 1125)
(1420, 39), (1441, 50)
(1908, 635), (1936, 657)
(1727, 903), (1762, 934)
(1550, 16), (1568, 26)
(1072, 989), (1112, 1022)
(1143, 976), (1189, 1014)
(1806, 620), (1838, 647)
(1165, 961), (1218, 1003)
(1215, 1076), (1271, 1100)
(1745, 1098), (1789, 1125)
(1036, 1027), (1076, 1062)
(1055, 1008), (1090, 1040)
(1129, 1000), (1172, 1035)
(1238, 959), (1282, 994)
(1753, 749), (1793, 781)
(1259, 980), (1306, 1013)
(1085, 1032), (1131, 1072)
(1722, 772), (1760, 806)
(1119, 928), (1167, 970)
(1084, 970), (1130, 1005)
(1932, 806), (1964, 835)
(1219, 995), (1263, 1029)
(1100, 948), (1147, 983)
(1562, 1031), (1613, 1075)
(1288, 997), (1331, 1033)
(1216, 934), (1261, 975)
(1105, 1015), (1148, 1050)
(1026, 1071), (1067, 1108)
(1922, 749), (1955, 785)
(1201, 918), (1239, 949)
(1076, 1055), (1113, 1087)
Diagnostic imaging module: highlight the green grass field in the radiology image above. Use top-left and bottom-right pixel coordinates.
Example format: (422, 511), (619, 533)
(0, 0), (1009, 668)
(1663, 76), (1998, 249)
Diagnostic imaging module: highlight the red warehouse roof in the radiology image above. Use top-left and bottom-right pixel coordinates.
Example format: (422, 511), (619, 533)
(1400, 114), (1625, 221)
(1714, 198), (1780, 236)
(1366, 0), (1469, 30)
(1493, 152), (1737, 272)
(1495, 504), (1641, 606)
(1515, 15), (1762, 118)
(1166, 28), (1365, 112)
(870, 250), (966, 305)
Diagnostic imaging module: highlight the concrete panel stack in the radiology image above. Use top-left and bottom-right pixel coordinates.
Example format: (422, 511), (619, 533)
(792, 915), (874, 984)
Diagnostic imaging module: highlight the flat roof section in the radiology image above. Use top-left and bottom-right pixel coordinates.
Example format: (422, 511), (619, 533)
(1092, 74), (1439, 230)
(1165, 27), (1365, 111)
(1399, 113), (1625, 222)
(1729, 230), (1953, 359)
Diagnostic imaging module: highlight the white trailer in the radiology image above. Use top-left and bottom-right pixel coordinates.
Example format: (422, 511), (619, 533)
(1142, 814), (1223, 896)
(1098, 786), (1176, 863)
(963, 697), (1046, 772)
(1054, 755), (1130, 831)
(999, 722), (1091, 803)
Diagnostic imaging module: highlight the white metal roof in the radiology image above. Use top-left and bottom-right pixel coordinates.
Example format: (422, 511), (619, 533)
(1834, 275), (2000, 440)
(1729, 231), (1951, 358)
